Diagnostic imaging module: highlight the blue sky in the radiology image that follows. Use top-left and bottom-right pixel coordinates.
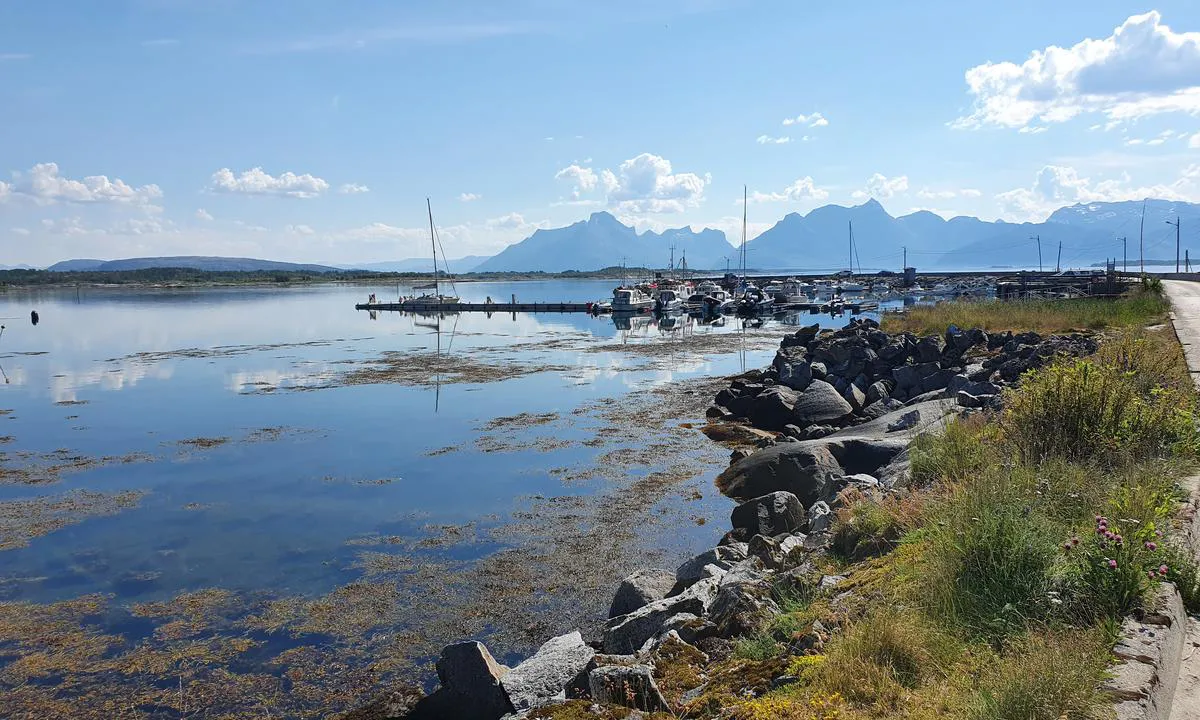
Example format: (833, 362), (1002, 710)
(3, 0), (1200, 265)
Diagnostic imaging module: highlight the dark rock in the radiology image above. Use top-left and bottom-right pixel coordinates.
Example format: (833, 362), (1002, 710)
(791, 380), (854, 426)
(748, 385), (800, 431)
(968, 365), (995, 382)
(801, 424), (836, 439)
(793, 323), (821, 345)
(609, 569), (677, 619)
(914, 336), (944, 363)
(904, 389), (946, 405)
(729, 448), (750, 465)
(501, 631), (595, 712)
(945, 324), (974, 352)
(886, 410), (920, 432)
(861, 397), (904, 420)
(660, 613), (718, 646)
(714, 388), (739, 408)
(705, 405), (731, 419)
(708, 580), (780, 638)
(435, 642), (513, 719)
(843, 383), (866, 411)
(731, 491), (806, 538)
(809, 362), (827, 381)
(341, 685), (426, 720)
(782, 424), (805, 440)
(773, 348), (813, 391)
(875, 448), (911, 487)
(588, 665), (669, 713)
(919, 368), (959, 394)
(987, 329), (1013, 350)
(866, 380), (892, 404)
(956, 391), (997, 409)
(892, 361), (940, 390)
(716, 442), (842, 504)
(832, 376), (848, 393)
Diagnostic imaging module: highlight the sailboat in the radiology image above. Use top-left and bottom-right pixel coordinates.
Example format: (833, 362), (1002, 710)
(836, 221), (865, 294)
(404, 199), (460, 309)
(736, 186), (774, 315)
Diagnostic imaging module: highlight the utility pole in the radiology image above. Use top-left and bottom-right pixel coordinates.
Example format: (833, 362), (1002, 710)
(1187, 249), (1191, 273)
(1031, 234), (1042, 273)
(1167, 217), (1181, 273)
(1139, 200), (1146, 275)
(1056, 240), (1062, 273)
(902, 246), (907, 273)
(1120, 236), (1127, 274)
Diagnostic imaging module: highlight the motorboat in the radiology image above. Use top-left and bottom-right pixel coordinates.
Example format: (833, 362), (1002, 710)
(736, 285), (775, 315)
(612, 286), (654, 312)
(772, 278), (811, 304)
(686, 288), (731, 312)
(654, 288), (685, 313)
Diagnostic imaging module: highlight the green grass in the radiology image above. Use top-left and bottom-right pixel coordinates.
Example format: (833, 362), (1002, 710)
(882, 287), (1169, 335)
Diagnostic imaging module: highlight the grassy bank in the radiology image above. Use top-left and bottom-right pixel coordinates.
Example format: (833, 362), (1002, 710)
(883, 282), (1170, 335)
(633, 290), (1200, 720)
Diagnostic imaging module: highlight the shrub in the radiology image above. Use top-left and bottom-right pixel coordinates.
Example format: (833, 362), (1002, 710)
(1002, 357), (1197, 466)
(830, 491), (923, 560)
(969, 630), (1110, 720)
(909, 414), (994, 486)
(733, 632), (780, 662)
(924, 482), (1058, 641)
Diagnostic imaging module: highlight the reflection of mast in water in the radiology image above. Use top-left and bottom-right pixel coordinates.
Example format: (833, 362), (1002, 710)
(413, 312), (459, 412)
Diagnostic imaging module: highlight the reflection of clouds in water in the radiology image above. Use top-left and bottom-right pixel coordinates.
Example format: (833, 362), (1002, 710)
(226, 365), (335, 394)
(0, 363), (28, 387)
(50, 362), (175, 403)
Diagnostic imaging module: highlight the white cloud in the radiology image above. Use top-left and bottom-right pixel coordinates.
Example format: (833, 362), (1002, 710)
(747, 177), (830, 204)
(782, 112), (828, 128)
(195, 208), (214, 221)
(1190, 133), (1200, 148)
(954, 11), (1200, 130)
(0, 180), (9, 202)
(232, 220), (269, 233)
(853, 173), (909, 200)
(756, 135), (792, 145)
(285, 224), (315, 235)
(554, 164), (598, 198)
(11, 227), (30, 235)
(603, 153), (710, 214)
(9, 162), (162, 205)
(338, 183), (370, 194)
(484, 213), (547, 232)
(916, 187), (982, 200)
(209, 167), (330, 198)
(1018, 126), (1048, 134)
(459, 192), (481, 202)
(996, 164), (1199, 221)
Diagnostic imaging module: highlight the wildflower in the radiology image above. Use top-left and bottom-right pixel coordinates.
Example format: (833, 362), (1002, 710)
(1145, 541), (1158, 551)
(1108, 559), (1118, 569)
(1159, 564), (1169, 576)
(1062, 542), (1072, 552)
(1114, 534), (1123, 545)
(1149, 570), (1159, 580)
(1071, 536), (1080, 546)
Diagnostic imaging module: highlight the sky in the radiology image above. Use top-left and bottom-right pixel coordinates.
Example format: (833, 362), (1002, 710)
(4, 1), (1200, 266)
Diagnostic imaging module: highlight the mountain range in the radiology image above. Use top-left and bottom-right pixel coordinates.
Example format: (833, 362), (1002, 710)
(45, 257), (341, 273)
(26, 199), (1200, 274)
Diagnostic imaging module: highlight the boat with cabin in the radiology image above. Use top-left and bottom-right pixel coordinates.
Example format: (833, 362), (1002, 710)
(612, 285), (655, 313)
(403, 199), (460, 309)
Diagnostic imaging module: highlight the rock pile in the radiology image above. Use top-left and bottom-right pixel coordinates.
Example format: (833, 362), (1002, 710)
(709, 318), (1098, 437)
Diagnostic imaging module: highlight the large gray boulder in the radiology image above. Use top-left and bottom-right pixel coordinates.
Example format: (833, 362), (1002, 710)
(674, 544), (748, 590)
(588, 665), (669, 712)
(435, 641), (513, 718)
(501, 631), (595, 712)
(716, 441), (842, 504)
(609, 569), (676, 619)
(791, 380), (854, 426)
(603, 577), (720, 654)
(730, 491), (806, 537)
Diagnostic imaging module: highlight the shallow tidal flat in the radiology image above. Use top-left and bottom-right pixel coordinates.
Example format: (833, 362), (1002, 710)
(0, 282), (869, 717)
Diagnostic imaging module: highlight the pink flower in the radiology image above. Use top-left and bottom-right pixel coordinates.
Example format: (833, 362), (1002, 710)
(1071, 537), (1080, 546)
(1149, 570), (1159, 580)
(1063, 542), (1072, 552)
(1108, 559), (1118, 569)
(1159, 565), (1169, 576)
(1146, 541), (1158, 551)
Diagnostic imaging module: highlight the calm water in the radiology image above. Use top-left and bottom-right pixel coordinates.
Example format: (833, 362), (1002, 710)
(0, 280), (894, 714)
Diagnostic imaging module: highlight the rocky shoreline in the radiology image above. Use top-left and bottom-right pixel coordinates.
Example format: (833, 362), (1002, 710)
(353, 319), (1104, 720)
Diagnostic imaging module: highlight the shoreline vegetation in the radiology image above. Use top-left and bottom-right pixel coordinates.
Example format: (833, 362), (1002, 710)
(362, 282), (1200, 720)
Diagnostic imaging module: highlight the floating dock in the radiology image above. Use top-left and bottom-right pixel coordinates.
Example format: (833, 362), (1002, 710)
(355, 301), (595, 313)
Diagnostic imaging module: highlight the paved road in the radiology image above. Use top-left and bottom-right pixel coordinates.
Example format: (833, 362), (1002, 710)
(1164, 280), (1200, 392)
(1162, 280), (1200, 720)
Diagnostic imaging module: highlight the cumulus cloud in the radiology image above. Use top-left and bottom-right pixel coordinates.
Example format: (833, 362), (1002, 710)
(747, 177), (830, 204)
(851, 173), (909, 200)
(955, 11), (1200, 130)
(484, 213), (548, 232)
(209, 167), (330, 198)
(556, 154), (709, 214)
(782, 112), (828, 127)
(996, 164), (1199, 221)
(554, 164), (598, 198)
(459, 192), (481, 202)
(9, 162), (162, 205)
(756, 135), (792, 145)
(285, 224), (315, 235)
(338, 183), (370, 194)
(603, 153), (710, 214)
(195, 208), (214, 221)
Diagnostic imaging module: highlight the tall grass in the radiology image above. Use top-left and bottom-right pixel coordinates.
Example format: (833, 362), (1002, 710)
(969, 630), (1111, 720)
(883, 288), (1169, 335)
(818, 610), (952, 709)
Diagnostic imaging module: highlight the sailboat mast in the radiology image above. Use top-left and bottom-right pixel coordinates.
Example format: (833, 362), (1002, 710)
(1139, 199), (1146, 275)
(427, 198), (439, 297)
(741, 185), (747, 277)
(848, 220), (854, 275)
